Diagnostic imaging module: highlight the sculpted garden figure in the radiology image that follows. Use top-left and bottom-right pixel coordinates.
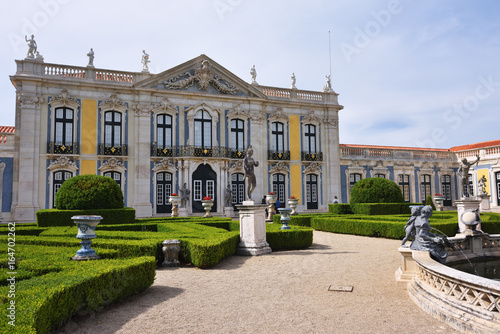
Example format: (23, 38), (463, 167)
(458, 155), (480, 198)
(180, 183), (190, 208)
(410, 205), (451, 264)
(243, 147), (259, 200)
(478, 175), (488, 195)
(224, 184), (233, 207)
(401, 206), (421, 247)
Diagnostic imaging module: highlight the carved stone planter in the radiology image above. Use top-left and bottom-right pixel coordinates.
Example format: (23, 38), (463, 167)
(162, 239), (181, 267)
(278, 208), (292, 230)
(266, 194), (277, 222)
(72, 215), (102, 261)
(288, 198), (299, 215)
(433, 195), (444, 211)
(169, 195), (181, 217)
(201, 200), (214, 218)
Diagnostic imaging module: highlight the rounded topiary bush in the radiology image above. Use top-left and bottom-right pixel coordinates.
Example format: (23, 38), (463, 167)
(350, 177), (403, 204)
(55, 174), (124, 210)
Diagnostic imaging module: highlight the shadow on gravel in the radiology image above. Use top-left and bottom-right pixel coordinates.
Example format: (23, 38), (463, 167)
(55, 286), (184, 334)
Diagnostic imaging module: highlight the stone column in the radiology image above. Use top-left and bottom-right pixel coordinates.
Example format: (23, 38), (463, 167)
(12, 94), (42, 221)
(132, 105), (153, 217)
(323, 112), (341, 204)
(236, 202), (271, 256)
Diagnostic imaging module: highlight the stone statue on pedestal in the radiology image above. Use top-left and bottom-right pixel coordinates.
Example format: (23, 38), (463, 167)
(244, 147), (258, 201)
(225, 184), (233, 207)
(458, 155), (480, 198)
(291, 73), (297, 89)
(250, 65), (257, 84)
(478, 175), (488, 195)
(141, 50), (150, 72)
(25, 35), (37, 59)
(87, 48), (94, 67)
(180, 183), (190, 208)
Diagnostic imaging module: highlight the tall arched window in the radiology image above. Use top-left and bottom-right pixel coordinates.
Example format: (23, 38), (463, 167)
(421, 174), (431, 201)
(230, 119), (244, 151)
(104, 111), (122, 147)
(272, 173), (286, 206)
(157, 114), (172, 148)
(399, 174), (410, 202)
(194, 110), (212, 147)
(271, 122), (284, 152)
(53, 171), (72, 208)
(304, 124), (316, 154)
(55, 107), (74, 146)
(350, 173), (362, 190)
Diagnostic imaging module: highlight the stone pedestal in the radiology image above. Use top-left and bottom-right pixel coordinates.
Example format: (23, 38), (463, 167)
(225, 206), (234, 218)
(395, 247), (418, 289)
(178, 208), (189, 217)
(456, 199), (482, 233)
(236, 201), (272, 256)
(480, 194), (491, 211)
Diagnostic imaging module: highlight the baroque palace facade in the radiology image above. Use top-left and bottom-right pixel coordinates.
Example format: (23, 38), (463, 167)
(0, 54), (499, 222)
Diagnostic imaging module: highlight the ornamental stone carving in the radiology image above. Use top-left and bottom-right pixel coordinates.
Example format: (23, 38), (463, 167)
(227, 103), (249, 119)
(268, 107), (288, 123)
(132, 104), (152, 116)
(48, 156), (78, 172)
(163, 60), (238, 95)
(153, 158), (177, 173)
(152, 98), (178, 114)
(229, 160), (244, 174)
(303, 162), (322, 174)
(49, 89), (80, 109)
(100, 158), (125, 169)
(18, 95), (41, 108)
(301, 110), (321, 125)
(269, 161), (290, 174)
(100, 94), (127, 112)
(323, 116), (338, 128)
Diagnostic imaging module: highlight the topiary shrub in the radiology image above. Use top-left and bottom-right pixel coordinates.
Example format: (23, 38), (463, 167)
(55, 174), (124, 210)
(350, 177), (403, 204)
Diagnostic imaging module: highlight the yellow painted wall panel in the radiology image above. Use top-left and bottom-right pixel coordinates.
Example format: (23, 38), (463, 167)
(81, 99), (97, 154)
(80, 160), (96, 175)
(289, 115), (300, 160)
(477, 169), (490, 195)
(290, 164), (302, 201)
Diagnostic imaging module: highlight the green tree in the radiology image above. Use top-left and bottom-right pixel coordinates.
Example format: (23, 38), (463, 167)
(425, 194), (436, 210)
(350, 177), (404, 204)
(55, 174), (124, 210)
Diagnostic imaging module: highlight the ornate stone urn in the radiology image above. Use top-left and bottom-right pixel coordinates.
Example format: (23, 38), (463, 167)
(433, 194), (444, 211)
(162, 239), (181, 267)
(169, 194), (181, 217)
(278, 208), (292, 230)
(72, 215), (102, 261)
(202, 197), (214, 218)
(266, 193), (277, 222)
(288, 196), (299, 215)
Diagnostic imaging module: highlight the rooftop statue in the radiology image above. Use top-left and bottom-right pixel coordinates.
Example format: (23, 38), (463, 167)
(141, 50), (150, 72)
(458, 155), (480, 198)
(323, 74), (333, 92)
(25, 35), (37, 59)
(87, 48), (94, 67)
(290, 72), (297, 89)
(243, 147), (259, 200)
(250, 65), (257, 84)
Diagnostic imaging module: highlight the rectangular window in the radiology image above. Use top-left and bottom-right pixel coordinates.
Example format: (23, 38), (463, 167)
(157, 184), (163, 205)
(207, 180), (214, 200)
(194, 180), (202, 201)
(232, 184), (238, 204)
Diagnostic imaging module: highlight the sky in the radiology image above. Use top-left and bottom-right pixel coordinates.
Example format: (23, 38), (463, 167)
(0, 0), (499, 149)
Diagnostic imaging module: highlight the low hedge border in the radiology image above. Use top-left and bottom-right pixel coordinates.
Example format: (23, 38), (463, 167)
(310, 216), (458, 239)
(266, 224), (313, 250)
(0, 254), (155, 334)
(36, 208), (136, 227)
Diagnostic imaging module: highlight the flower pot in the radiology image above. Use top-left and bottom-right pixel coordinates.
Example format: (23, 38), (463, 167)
(169, 195), (182, 217)
(72, 215), (102, 261)
(288, 199), (299, 215)
(278, 208), (292, 230)
(201, 200), (214, 218)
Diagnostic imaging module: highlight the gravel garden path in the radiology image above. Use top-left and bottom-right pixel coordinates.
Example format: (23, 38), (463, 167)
(59, 231), (456, 334)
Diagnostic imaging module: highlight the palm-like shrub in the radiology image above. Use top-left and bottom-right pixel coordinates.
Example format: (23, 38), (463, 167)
(55, 174), (124, 210)
(350, 177), (404, 204)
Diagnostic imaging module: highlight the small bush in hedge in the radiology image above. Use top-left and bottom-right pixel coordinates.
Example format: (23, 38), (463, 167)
(425, 194), (436, 210)
(328, 203), (353, 214)
(350, 178), (403, 204)
(55, 174), (124, 210)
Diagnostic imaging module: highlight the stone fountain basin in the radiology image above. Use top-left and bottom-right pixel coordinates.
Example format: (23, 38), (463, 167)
(408, 250), (500, 334)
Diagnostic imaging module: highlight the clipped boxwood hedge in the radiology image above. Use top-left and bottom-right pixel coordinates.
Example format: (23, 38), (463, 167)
(36, 208), (136, 227)
(266, 224), (313, 250)
(350, 203), (422, 215)
(328, 203), (353, 214)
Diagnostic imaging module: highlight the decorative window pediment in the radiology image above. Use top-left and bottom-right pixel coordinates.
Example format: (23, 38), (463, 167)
(49, 89), (80, 110)
(186, 102), (219, 123)
(48, 156), (78, 173)
(152, 98), (178, 115)
(301, 110), (321, 125)
(269, 161), (290, 174)
(100, 94), (127, 113)
(268, 107), (288, 123)
(227, 103), (249, 120)
(152, 158), (177, 173)
(303, 162), (322, 175)
(99, 157), (126, 174)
